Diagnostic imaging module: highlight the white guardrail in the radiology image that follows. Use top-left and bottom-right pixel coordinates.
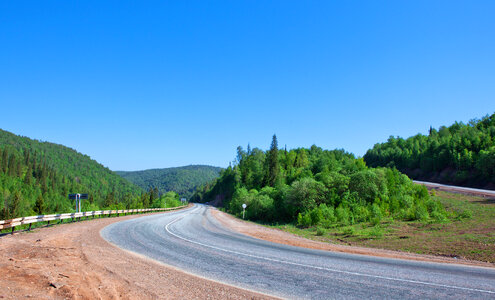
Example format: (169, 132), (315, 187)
(0, 205), (188, 233)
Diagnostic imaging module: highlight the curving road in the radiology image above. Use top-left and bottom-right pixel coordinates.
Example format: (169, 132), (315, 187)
(101, 204), (495, 299)
(414, 180), (495, 198)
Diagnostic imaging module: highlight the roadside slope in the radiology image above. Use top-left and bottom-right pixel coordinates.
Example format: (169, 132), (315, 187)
(0, 212), (275, 299)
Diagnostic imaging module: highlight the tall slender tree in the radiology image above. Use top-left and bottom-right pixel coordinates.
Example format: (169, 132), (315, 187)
(265, 134), (280, 186)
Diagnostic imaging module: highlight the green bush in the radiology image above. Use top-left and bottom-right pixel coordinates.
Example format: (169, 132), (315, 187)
(316, 226), (327, 236)
(335, 205), (350, 225)
(459, 209), (473, 220)
(342, 226), (356, 236)
(297, 213), (312, 228)
(309, 207), (323, 225)
(368, 226), (384, 238)
(414, 205), (429, 221)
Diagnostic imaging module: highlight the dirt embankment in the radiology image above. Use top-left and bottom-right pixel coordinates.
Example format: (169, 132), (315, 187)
(211, 208), (494, 268)
(0, 212), (277, 300)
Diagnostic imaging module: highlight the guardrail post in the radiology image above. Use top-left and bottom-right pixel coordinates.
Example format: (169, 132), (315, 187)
(11, 226), (15, 234)
(28, 224), (32, 231)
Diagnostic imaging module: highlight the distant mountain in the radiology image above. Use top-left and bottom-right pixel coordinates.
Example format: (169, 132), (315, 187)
(0, 129), (143, 219)
(116, 165), (223, 199)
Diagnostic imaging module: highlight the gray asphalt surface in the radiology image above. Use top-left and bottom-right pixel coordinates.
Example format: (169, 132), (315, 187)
(101, 204), (495, 299)
(414, 180), (495, 197)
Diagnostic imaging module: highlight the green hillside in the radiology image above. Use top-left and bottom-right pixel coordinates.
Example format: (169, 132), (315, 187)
(116, 165), (222, 199)
(0, 129), (144, 219)
(364, 113), (495, 190)
(193, 136), (445, 227)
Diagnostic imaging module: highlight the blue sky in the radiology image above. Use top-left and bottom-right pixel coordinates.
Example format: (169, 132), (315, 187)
(1, 1), (494, 171)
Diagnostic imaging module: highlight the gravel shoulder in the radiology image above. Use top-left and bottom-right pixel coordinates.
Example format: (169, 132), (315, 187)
(211, 208), (494, 268)
(0, 211), (277, 300)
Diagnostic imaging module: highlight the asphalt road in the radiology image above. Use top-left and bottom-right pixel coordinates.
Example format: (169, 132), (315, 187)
(414, 180), (495, 198)
(101, 204), (495, 299)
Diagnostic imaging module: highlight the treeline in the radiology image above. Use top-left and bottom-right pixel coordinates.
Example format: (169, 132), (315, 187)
(117, 165), (222, 199)
(0, 129), (179, 220)
(193, 136), (447, 228)
(364, 113), (495, 189)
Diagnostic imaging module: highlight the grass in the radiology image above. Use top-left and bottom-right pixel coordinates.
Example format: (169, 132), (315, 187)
(267, 190), (495, 263)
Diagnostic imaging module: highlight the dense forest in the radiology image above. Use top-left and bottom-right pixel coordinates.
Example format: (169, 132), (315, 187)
(193, 136), (446, 228)
(117, 165), (222, 199)
(364, 113), (495, 190)
(0, 129), (180, 220)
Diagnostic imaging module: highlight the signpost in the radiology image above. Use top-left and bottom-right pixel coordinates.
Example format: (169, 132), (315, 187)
(181, 198), (187, 205)
(242, 203), (247, 219)
(68, 193), (88, 213)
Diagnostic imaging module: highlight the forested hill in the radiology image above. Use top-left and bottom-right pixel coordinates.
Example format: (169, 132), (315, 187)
(116, 165), (222, 199)
(0, 129), (143, 219)
(364, 113), (495, 190)
(192, 136), (445, 227)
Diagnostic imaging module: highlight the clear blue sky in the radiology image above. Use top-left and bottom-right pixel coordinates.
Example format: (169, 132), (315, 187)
(1, 1), (494, 171)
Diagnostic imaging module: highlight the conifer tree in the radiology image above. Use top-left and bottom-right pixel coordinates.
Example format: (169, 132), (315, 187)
(24, 164), (32, 185)
(1, 149), (8, 173)
(265, 134), (280, 187)
(34, 194), (45, 215)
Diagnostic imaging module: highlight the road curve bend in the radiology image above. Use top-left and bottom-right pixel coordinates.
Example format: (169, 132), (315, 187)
(101, 204), (495, 299)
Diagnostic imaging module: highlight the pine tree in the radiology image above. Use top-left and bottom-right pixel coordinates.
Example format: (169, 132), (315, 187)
(1, 149), (8, 173)
(24, 164), (33, 185)
(34, 194), (45, 215)
(11, 191), (22, 218)
(8, 154), (16, 177)
(104, 191), (115, 208)
(142, 192), (150, 208)
(265, 134), (280, 187)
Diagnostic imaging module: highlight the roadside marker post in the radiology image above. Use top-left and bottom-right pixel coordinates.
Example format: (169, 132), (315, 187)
(68, 193), (88, 213)
(242, 203), (247, 219)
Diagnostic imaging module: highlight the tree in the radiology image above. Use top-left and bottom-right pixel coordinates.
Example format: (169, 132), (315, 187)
(104, 191), (115, 208)
(34, 194), (45, 215)
(265, 134), (280, 187)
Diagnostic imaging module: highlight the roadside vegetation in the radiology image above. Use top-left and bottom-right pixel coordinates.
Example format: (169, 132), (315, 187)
(193, 135), (448, 228)
(364, 113), (495, 189)
(267, 190), (495, 263)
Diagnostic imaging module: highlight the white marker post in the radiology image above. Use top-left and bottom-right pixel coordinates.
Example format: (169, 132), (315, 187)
(242, 203), (247, 219)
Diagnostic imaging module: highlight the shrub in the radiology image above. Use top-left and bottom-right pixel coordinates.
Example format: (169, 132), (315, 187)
(335, 205), (350, 225)
(309, 207), (323, 225)
(369, 226), (384, 238)
(459, 209), (473, 220)
(342, 226), (356, 236)
(316, 226), (327, 236)
(297, 213), (312, 228)
(414, 205), (429, 221)
(370, 203), (382, 225)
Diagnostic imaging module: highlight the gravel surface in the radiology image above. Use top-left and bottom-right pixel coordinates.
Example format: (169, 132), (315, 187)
(0, 210), (276, 300)
(102, 204), (495, 299)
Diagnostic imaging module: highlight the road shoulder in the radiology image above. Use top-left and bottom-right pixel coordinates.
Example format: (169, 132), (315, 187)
(0, 211), (277, 299)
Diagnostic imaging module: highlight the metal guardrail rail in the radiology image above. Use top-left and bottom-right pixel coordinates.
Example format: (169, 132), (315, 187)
(0, 205), (187, 233)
